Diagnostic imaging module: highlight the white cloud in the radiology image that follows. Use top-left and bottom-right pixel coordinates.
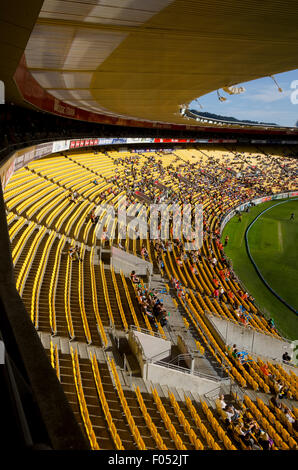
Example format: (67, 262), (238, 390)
(242, 85), (291, 103)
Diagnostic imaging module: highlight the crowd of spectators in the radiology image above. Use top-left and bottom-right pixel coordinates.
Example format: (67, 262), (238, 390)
(217, 394), (274, 450)
(230, 342), (294, 400)
(104, 148), (297, 335)
(269, 395), (298, 428)
(131, 271), (169, 328)
(53, 143), (296, 343)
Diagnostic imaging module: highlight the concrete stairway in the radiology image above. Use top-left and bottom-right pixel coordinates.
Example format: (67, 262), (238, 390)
(146, 273), (229, 381)
(38, 331), (107, 362)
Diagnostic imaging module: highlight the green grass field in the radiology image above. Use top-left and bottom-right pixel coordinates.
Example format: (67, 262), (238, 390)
(221, 199), (298, 340)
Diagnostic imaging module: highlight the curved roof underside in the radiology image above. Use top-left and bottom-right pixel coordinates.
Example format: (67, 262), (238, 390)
(0, 0), (44, 105)
(24, 0), (298, 126)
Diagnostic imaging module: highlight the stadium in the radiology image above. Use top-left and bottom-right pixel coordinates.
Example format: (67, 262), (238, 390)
(0, 0), (297, 454)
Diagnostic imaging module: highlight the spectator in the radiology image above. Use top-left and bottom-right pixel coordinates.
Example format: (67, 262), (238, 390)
(217, 394), (227, 410)
(269, 395), (281, 410)
(68, 245), (81, 261)
(267, 318), (277, 331)
(68, 192), (77, 203)
(213, 288), (219, 298)
(282, 351), (291, 363)
(130, 271), (140, 284)
(257, 431), (273, 450)
(224, 405), (241, 424)
(219, 287), (225, 301)
(211, 256), (217, 267)
(283, 406), (295, 424)
(259, 363), (271, 377)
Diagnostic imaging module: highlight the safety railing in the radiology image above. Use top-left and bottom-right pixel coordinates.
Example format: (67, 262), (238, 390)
(129, 324), (165, 340)
(152, 358), (226, 382)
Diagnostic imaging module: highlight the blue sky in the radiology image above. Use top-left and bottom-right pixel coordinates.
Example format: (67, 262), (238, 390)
(189, 69), (298, 127)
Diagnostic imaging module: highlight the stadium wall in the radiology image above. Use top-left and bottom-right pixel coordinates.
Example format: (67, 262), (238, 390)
(144, 362), (226, 395)
(207, 313), (291, 361)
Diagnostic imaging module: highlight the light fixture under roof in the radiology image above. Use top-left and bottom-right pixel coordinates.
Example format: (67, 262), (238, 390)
(270, 75), (283, 92)
(217, 90), (227, 101)
(222, 85), (246, 95)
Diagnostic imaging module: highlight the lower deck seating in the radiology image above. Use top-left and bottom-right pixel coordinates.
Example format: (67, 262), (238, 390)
(4, 146), (298, 450)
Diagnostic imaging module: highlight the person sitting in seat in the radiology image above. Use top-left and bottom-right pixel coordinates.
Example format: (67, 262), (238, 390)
(231, 420), (245, 441)
(130, 270), (140, 284)
(74, 245), (82, 262)
(89, 208), (96, 223)
(267, 318), (277, 332)
(275, 379), (290, 399)
(269, 395), (281, 410)
(224, 405), (241, 424)
(141, 246), (149, 260)
(239, 313), (248, 326)
(232, 347), (239, 359)
(217, 394), (227, 410)
(213, 288), (219, 298)
(241, 433), (259, 450)
(259, 363), (271, 377)
(68, 192), (77, 203)
(159, 312), (168, 327)
(68, 245), (81, 261)
(282, 405), (295, 424)
(282, 351), (291, 363)
(219, 286), (225, 301)
(256, 430), (273, 450)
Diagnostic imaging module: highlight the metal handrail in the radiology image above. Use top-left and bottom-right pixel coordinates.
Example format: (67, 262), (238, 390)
(153, 358), (228, 382)
(123, 353), (132, 377)
(203, 384), (225, 402)
(129, 324), (229, 381)
(129, 324), (166, 340)
(147, 349), (172, 363)
(167, 353), (193, 365)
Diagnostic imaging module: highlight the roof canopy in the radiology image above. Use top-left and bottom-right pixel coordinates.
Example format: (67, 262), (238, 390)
(14, 0), (298, 126)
